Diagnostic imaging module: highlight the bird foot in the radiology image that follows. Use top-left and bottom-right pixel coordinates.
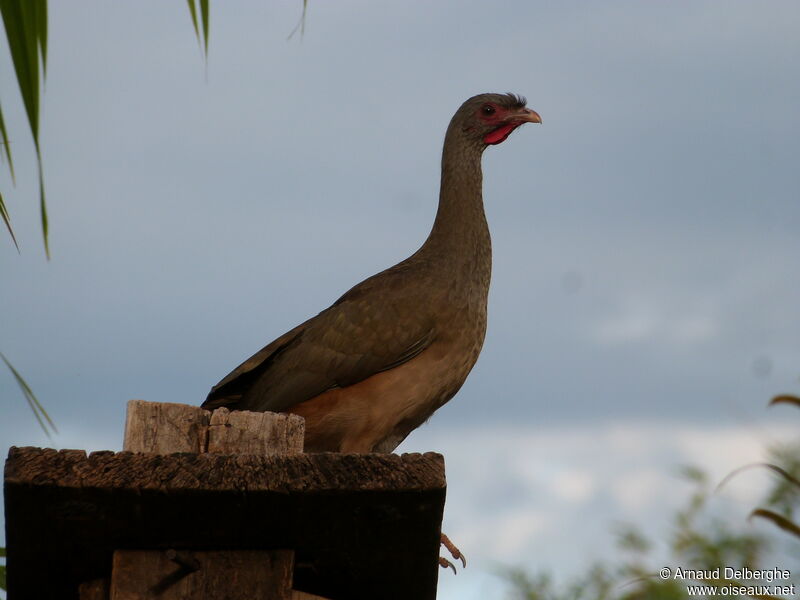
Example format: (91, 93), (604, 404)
(439, 533), (466, 574)
(439, 556), (457, 574)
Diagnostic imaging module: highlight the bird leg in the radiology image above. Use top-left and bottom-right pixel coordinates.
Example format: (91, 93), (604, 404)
(439, 533), (466, 574)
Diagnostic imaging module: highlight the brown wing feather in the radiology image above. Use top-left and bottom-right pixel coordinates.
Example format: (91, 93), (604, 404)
(202, 320), (309, 409)
(203, 264), (437, 413)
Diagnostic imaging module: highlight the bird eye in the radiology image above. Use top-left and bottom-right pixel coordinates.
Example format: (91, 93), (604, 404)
(481, 104), (496, 116)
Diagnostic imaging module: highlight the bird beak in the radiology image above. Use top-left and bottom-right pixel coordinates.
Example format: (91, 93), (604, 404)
(514, 108), (542, 124)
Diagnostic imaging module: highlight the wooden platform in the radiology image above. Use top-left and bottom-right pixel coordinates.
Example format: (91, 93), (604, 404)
(4, 447), (446, 599)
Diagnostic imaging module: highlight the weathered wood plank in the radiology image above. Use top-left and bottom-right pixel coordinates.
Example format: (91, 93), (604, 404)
(123, 400), (210, 453)
(123, 400), (305, 456)
(124, 401), (307, 597)
(207, 407), (304, 455)
(111, 549), (293, 600)
(4, 447), (445, 600)
(5, 447), (444, 492)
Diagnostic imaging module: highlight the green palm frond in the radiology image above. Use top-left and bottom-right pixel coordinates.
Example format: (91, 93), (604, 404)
(288, 0), (308, 40)
(716, 461), (800, 494)
(0, 0), (49, 256)
(1, 67), (21, 251)
(749, 508), (800, 538)
(1, 352), (57, 438)
(0, 190), (19, 251)
(0, 101), (15, 181)
(186, 0), (209, 58)
(0, 0), (221, 253)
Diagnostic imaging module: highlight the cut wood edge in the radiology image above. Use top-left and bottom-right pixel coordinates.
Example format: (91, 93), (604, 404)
(123, 399), (211, 454)
(123, 400), (305, 456)
(207, 406), (305, 455)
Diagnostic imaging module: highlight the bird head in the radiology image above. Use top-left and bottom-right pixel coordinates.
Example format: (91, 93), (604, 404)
(449, 93), (541, 149)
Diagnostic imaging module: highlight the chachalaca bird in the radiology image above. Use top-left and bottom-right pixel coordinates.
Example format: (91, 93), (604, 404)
(204, 92), (541, 570)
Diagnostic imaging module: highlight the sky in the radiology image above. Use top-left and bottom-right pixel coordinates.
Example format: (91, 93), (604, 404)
(2, 1), (800, 598)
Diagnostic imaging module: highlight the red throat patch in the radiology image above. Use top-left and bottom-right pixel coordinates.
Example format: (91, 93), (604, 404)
(483, 123), (519, 145)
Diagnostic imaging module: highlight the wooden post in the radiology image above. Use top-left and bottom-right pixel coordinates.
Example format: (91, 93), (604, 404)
(122, 400), (305, 455)
(207, 407), (304, 455)
(5, 401), (445, 600)
(113, 400), (304, 600)
(123, 400), (210, 453)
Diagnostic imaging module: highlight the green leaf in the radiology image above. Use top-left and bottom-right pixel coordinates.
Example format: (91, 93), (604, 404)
(37, 0), (47, 74)
(750, 508), (800, 538)
(288, 0), (309, 40)
(186, 0), (209, 59)
(0, 0), (50, 256)
(769, 394), (800, 409)
(0, 100), (15, 182)
(186, 0), (199, 42)
(38, 153), (48, 256)
(0, 352), (57, 437)
(716, 462), (800, 493)
(0, 190), (19, 251)
(0, 0), (39, 140)
(200, 0), (209, 56)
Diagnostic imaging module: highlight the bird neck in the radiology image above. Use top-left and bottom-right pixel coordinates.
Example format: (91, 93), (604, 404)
(422, 138), (490, 265)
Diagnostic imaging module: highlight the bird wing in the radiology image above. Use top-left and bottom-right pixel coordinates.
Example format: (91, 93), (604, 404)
(203, 265), (437, 413)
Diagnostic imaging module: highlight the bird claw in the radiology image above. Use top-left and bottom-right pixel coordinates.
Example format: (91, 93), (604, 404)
(439, 556), (457, 574)
(439, 533), (466, 573)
